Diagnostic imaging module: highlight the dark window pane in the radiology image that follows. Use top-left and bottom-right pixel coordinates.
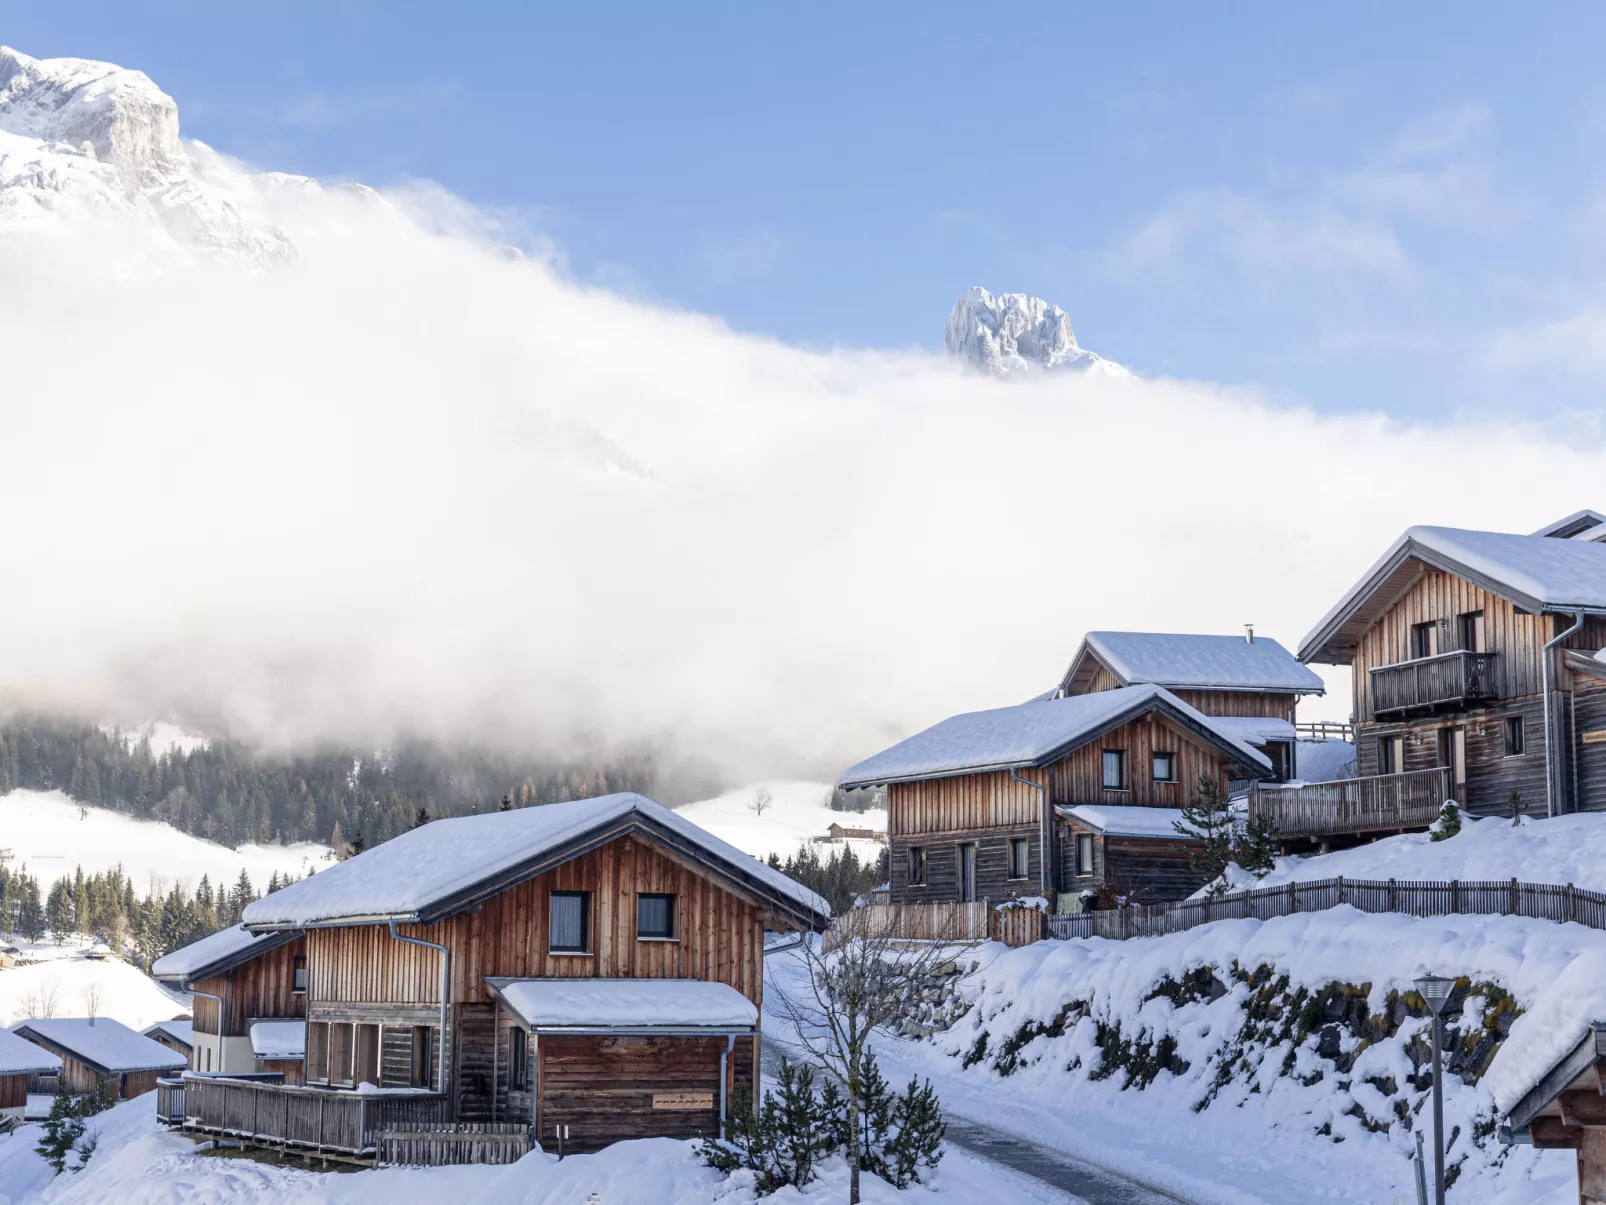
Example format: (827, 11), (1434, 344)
(550, 892), (588, 951)
(637, 893), (675, 939)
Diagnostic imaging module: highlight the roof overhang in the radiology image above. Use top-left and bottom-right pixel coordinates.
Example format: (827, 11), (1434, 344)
(1053, 805), (1200, 841)
(1059, 636), (1325, 697)
(153, 928), (302, 990)
(1504, 1022), (1606, 1133)
(248, 813), (830, 935)
(485, 976), (758, 1035)
(843, 692), (1275, 789)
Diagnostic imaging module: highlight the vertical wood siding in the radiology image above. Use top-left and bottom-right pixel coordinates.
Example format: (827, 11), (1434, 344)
(191, 936), (307, 1036)
(1168, 689), (1299, 720)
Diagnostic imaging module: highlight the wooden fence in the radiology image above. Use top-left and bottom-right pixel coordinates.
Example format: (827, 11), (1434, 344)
(182, 1075), (449, 1159)
(1044, 875), (1606, 942)
(379, 1122), (531, 1166)
(1247, 767), (1450, 839)
(156, 1077), (185, 1125)
(823, 901), (990, 951)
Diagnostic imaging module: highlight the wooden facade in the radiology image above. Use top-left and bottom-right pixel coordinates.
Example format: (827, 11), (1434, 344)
(1056, 816), (1204, 904)
(191, 935), (307, 1038)
(0, 1073), (27, 1112)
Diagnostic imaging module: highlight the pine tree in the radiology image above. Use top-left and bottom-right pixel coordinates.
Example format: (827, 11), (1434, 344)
(1173, 775), (1237, 893)
(413, 806), (432, 828)
(45, 880), (73, 942)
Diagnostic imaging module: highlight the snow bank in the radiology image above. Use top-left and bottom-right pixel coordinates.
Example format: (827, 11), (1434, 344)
(0, 789), (330, 896)
(0, 937), (188, 1029)
(673, 780), (886, 862)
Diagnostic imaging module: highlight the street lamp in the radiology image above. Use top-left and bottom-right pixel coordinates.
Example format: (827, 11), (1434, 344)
(1415, 974), (1456, 1205)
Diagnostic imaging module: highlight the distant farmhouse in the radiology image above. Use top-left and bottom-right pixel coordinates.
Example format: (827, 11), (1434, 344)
(11, 1018), (185, 1101)
(0, 1025), (60, 1123)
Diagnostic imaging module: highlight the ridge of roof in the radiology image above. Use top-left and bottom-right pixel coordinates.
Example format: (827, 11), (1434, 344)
(1075, 630), (1325, 694)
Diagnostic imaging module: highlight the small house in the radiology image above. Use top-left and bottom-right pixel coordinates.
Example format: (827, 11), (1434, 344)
(0, 1026), (61, 1122)
(1056, 805), (1199, 905)
(151, 923), (306, 1075)
(821, 823), (885, 842)
(840, 683), (1274, 904)
(139, 1019), (195, 1063)
(11, 1018), (186, 1100)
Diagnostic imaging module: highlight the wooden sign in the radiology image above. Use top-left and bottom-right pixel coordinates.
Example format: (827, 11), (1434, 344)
(652, 1091), (714, 1111)
(1584, 730), (1606, 745)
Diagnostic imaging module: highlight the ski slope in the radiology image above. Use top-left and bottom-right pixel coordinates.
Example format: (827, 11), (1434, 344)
(0, 937), (188, 1029)
(674, 780), (887, 863)
(0, 790), (332, 896)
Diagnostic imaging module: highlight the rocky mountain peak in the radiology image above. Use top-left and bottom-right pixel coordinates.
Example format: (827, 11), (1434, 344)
(944, 286), (1125, 377)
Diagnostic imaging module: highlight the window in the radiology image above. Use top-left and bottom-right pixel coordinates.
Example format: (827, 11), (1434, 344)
(412, 1026), (435, 1089)
(510, 1027), (529, 1091)
(636, 893), (677, 940)
(329, 1022), (354, 1086)
(292, 956), (307, 994)
(1102, 749), (1128, 790)
(1460, 611), (1486, 653)
(306, 1021), (328, 1083)
(1075, 834), (1095, 877)
(1379, 734), (1404, 774)
(907, 846), (926, 886)
(549, 891), (590, 953)
(1505, 716), (1526, 756)
(1152, 752), (1177, 783)
(1009, 838), (1030, 880)
(355, 1024), (380, 1087)
(1411, 621), (1440, 659)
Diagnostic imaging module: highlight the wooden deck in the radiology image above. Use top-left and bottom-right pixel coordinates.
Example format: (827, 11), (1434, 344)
(1247, 766), (1451, 839)
(180, 1075), (449, 1159)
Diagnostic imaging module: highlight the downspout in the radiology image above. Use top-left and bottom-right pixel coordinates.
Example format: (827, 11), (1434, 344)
(188, 986), (224, 1073)
(1009, 768), (1050, 895)
(719, 1033), (735, 1135)
(1543, 610), (1586, 818)
(389, 921), (449, 1095)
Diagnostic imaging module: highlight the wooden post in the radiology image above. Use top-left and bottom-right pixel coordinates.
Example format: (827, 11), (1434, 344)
(1388, 878), (1397, 911)
(1289, 880), (1297, 914)
(1570, 883), (1577, 923)
(1510, 877), (1519, 916)
(1337, 876), (1345, 906)
(1450, 880), (1459, 913)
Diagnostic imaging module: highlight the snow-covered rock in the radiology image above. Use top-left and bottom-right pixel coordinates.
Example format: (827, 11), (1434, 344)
(944, 286), (1127, 378)
(0, 45), (295, 268)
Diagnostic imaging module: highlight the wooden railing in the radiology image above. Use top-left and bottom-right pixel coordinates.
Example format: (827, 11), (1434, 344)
(182, 1075), (448, 1158)
(156, 1077), (185, 1125)
(823, 901), (989, 952)
(1295, 720), (1355, 743)
(1046, 875), (1606, 943)
(1371, 649), (1499, 715)
(1247, 766), (1450, 838)
(380, 1122), (532, 1166)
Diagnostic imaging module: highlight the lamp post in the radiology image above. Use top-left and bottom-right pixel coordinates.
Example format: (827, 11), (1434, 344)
(1415, 974), (1456, 1205)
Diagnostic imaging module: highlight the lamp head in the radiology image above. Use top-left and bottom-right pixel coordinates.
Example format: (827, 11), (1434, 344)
(1415, 974), (1456, 1016)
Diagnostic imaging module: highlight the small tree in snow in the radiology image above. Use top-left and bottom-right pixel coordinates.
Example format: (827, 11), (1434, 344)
(1429, 801), (1462, 842)
(1508, 789), (1526, 826)
(749, 788), (774, 817)
(82, 983), (100, 1020)
(1174, 775), (1236, 893)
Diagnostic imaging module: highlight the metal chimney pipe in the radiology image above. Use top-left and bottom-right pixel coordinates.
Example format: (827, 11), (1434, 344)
(1244, 624), (1254, 644)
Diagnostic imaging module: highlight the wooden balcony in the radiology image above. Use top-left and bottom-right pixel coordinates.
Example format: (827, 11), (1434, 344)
(1247, 766), (1451, 839)
(1370, 650), (1499, 716)
(180, 1074), (449, 1160)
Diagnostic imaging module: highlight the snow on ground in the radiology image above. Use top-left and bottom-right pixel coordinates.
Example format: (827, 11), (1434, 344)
(103, 721), (210, 758)
(0, 1092), (1071, 1205)
(0, 936), (188, 1029)
(0, 790), (332, 896)
(1243, 812), (1606, 896)
(675, 781), (886, 863)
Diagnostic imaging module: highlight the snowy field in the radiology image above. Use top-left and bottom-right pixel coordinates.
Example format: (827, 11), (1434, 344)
(675, 780), (886, 863)
(0, 1092), (1070, 1205)
(0, 937), (188, 1029)
(0, 790), (332, 896)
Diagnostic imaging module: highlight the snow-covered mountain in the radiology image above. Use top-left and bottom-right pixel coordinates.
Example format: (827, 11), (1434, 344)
(0, 45), (323, 270)
(945, 286), (1127, 378)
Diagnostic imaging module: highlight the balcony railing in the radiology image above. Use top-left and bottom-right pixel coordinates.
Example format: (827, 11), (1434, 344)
(1247, 766), (1451, 839)
(180, 1074), (449, 1159)
(1370, 650), (1499, 716)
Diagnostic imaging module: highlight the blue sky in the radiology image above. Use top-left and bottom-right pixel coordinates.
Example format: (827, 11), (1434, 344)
(13, 2), (1606, 420)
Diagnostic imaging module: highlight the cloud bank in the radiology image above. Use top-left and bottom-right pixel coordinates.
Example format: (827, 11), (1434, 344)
(3, 157), (1604, 799)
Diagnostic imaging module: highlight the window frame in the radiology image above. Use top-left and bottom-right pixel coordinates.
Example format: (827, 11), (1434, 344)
(412, 1025), (435, 1089)
(1101, 749), (1129, 791)
(292, 955), (308, 995)
(548, 890), (591, 955)
(635, 892), (678, 941)
(509, 1026), (529, 1092)
(306, 1020), (329, 1084)
(1505, 716), (1526, 757)
(1411, 621), (1440, 660)
(1379, 734), (1404, 775)
(1075, 833), (1095, 877)
(907, 846), (927, 887)
(1460, 610), (1486, 654)
(1151, 751), (1178, 783)
(1008, 837), (1030, 880)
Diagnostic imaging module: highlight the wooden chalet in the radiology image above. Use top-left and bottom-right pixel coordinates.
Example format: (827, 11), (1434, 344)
(152, 923), (307, 1075)
(11, 1018), (186, 1100)
(140, 1019), (195, 1063)
(1055, 629), (1328, 781)
(1297, 511), (1606, 840)
(1056, 805), (1202, 904)
(839, 683), (1276, 905)
(0, 1025), (61, 1121)
(167, 792), (828, 1161)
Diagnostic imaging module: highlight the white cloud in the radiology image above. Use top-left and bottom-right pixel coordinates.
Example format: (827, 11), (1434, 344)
(2, 161), (1603, 800)
(1483, 304), (1606, 376)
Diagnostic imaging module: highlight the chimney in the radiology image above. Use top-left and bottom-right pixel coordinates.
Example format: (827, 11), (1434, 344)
(1244, 624), (1255, 644)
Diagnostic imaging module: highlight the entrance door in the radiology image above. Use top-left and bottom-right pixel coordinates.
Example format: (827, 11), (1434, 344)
(959, 844), (977, 903)
(1440, 726), (1466, 802)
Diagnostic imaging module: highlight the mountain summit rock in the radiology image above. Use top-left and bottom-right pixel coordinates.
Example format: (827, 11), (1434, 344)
(944, 286), (1125, 377)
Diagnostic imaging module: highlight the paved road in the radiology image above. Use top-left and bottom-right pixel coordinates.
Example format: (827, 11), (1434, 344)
(759, 1043), (1191, 1205)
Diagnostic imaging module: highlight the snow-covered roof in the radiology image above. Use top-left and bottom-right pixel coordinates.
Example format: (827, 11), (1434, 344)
(1293, 739), (1356, 784)
(140, 1020), (194, 1049)
(151, 924), (299, 985)
(1532, 509), (1606, 539)
(243, 793), (829, 929)
(13, 1017), (187, 1074)
(0, 1025), (62, 1075)
(486, 977), (759, 1031)
(1206, 717), (1298, 746)
(250, 1020), (306, 1060)
(1071, 631), (1325, 694)
(839, 685), (1273, 789)
(1303, 525), (1606, 663)
(1057, 805), (1190, 839)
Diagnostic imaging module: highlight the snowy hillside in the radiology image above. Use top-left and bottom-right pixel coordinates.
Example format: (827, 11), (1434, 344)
(1, 789), (331, 895)
(0, 936), (186, 1029)
(945, 286), (1127, 378)
(674, 781), (887, 863)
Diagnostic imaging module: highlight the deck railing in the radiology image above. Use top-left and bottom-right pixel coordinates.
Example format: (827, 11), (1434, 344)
(1247, 766), (1450, 838)
(1371, 649), (1499, 715)
(156, 1077), (185, 1124)
(823, 901), (989, 951)
(181, 1075), (449, 1158)
(1295, 720), (1355, 743)
(1045, 875), (1606, 943)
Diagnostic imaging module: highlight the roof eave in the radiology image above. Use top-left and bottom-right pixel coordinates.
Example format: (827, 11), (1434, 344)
(158, 928), (302, 986)
(1505, 1022), (1606, 1130)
